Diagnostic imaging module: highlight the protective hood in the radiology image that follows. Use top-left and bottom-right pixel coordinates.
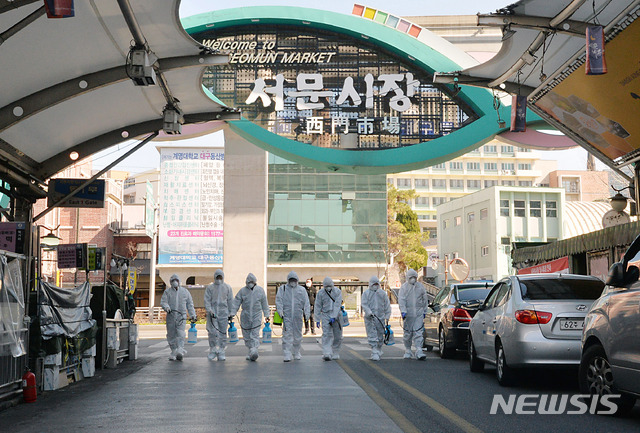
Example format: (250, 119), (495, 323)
(287, 271), (299, 283)
(246, 273), (257, 286)
(214, 269), (224, 283)
(369, 276), (381, 290)
(323, 277), (334, 289)
(170, 274), (180, 283)
(406, 269), (418, 282)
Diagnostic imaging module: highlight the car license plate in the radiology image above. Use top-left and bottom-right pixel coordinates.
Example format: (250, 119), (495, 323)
(559, 319), (584, 330)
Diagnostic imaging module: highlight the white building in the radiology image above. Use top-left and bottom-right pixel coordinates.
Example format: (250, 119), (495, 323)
(436, 186), (566, 284)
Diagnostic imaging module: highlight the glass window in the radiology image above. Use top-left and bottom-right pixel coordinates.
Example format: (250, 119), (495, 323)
(467, 180), (481, 189)
(480, 208), (488, 219)
(514, 200), (525, 217)
(415, 179), (429, 188)
(530, 200), (541, 217)
(483, 283), (503, 309)
(501, 145), (514, 154)
(546, 200), (557, 217)
(455, 288), (492, 303)
(501, 180), (514, 186)
(501, 237), (510, 245)
(493, 281), (511, 308)
(432, 163), (446, 170)
(454, 216), (462, 226)
(481, 245), (489, 256)
(501, 163), (514, 171)
(450, 162), (463, 171)
(518, 181), (533, 187)
(468, 212), (475, 223)
(415, 197), (429, 206)
(484, 163), (497, 171)
(450, 179), (464, 189)
(500, 199), (509, 217)
(518, 163), (532, 171)
(484, 145), (497, 153)
(433, 197), (447, 206)
(519, 278), (604, 300)
(443, 219), (449, 230)
(467, 162), (480, 171)
(484, 180), (497, 188)
(397, 178), (411, 188)
(432, 179), (447, 189)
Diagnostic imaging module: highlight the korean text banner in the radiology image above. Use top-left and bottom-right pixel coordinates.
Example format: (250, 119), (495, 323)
(158, 148), (224, 265)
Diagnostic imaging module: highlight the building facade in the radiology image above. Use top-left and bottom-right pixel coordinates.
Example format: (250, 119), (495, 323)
(436, 186), (565, 284)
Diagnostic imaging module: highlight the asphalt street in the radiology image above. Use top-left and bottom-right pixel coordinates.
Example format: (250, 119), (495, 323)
(1, 328), (639, 432)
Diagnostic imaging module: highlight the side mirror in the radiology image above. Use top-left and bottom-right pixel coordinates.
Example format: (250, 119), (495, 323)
(606, 262), (623, 287)
(606, 262), (633, 287)
(477, 304), (485, 311)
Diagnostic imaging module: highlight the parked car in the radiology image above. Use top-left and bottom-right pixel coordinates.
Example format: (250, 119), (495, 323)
(468, 274), (605, 386)
(423, 282), (493, 358)
(580, 234), (640, 415)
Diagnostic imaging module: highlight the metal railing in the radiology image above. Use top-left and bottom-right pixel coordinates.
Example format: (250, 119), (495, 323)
(0, 328), (28, 402)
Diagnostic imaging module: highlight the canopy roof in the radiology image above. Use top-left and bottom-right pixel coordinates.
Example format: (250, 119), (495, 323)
(0, 0), (234, 200)
(434, 0), (640, 177)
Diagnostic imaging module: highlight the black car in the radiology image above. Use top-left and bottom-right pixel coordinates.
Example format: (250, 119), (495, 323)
(423, 282), (493, 358)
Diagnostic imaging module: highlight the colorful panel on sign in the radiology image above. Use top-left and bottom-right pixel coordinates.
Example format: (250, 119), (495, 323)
(352, 4), (365, 16)
(408, 25), (421, 38)
(386, 15), (399, 28)
(364, 7), (376, 19)
(374, 11), (388, 24)
(397, 20), (410, 33)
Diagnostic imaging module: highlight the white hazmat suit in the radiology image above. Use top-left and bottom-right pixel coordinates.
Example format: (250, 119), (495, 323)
(204, 269), (234, 361)
(362, 276), (391, 361)
(398, 269), (427, 360)
(275, 271), (310, 362)
(230, 273), (270, 361)
(160, 274), (196, 361)
(314, 277), (343, 361)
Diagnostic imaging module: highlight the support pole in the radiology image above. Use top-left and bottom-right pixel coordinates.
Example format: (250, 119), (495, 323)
(148, 207), (158, 322)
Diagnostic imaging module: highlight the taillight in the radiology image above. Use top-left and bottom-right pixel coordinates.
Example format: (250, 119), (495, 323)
(515, 309), (552, 324)
(452, 308), (472, 322)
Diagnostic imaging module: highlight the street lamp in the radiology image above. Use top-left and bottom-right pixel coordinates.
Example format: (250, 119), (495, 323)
(40, 232), (62, 247)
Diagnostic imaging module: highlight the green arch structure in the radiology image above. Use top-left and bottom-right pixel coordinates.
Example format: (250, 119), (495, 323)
(183, 7), (541, 174)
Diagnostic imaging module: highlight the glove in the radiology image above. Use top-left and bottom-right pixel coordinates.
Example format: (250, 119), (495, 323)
(401, 312), (406, 319)
(329, 318), (335, 325)
(316, 321), (321, 328)
(368, 313), (374, 319)
(164, 307), (171, 314)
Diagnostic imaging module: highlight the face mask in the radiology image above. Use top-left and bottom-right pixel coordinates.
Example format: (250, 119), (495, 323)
(288, 280), (297, 288)
(215, 278), (223, 284)
(171, 281), (179, 289)
(372, 284), (379, 291)
(306, 281), (312, 288)
(409, 277), (417, 284)
(248, 282), (256, 290)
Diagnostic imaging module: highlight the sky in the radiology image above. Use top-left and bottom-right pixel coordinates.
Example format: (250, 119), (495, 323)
(92, 0), (606, 174)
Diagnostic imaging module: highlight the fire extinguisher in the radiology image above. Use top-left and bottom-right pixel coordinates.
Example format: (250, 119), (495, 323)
(22, 368), (37, 403)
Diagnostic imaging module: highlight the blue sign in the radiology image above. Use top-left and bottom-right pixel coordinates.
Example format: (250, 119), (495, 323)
(47, 179), (106, 208)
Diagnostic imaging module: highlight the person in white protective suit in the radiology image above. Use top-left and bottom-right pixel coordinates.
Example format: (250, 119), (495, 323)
(160, 274), (197, 361)
(230, 273), (270, 362)
(398, 269), (428, 360)
(204, 269), (234, 361)
(275, 271), (310, 362)
(314, 277), (343, 361)
(362, 276), (391, 361)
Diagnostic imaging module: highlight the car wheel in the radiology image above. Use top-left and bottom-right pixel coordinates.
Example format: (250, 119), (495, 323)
(425, 344), (433, 352)
(469, 336), (484, 373)
(439, 327), (454, 359)
(579, 344), (636, 416)
(496, 342), (516, 387)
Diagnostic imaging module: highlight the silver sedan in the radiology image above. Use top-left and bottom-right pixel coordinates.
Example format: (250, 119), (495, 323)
(468, 274), (605, 386)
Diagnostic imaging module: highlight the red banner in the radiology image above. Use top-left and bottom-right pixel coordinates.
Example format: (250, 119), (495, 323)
(518, 256), (569, 275)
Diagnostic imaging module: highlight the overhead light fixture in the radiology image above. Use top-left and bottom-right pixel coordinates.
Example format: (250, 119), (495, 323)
(163, 105), (183, 135)
(41, 232), (61, 247)
(127, 47), (157, 86)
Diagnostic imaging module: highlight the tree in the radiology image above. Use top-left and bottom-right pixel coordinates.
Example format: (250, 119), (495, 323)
(363, 185), (428, 286)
